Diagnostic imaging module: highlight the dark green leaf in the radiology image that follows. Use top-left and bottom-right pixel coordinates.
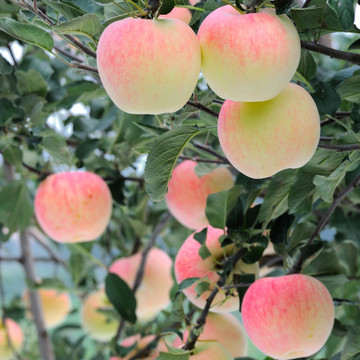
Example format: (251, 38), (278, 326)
(195, 280), (210, 298)
(105, 273), (137, 323)
(193, 227), (207, 244)
(144, 126), (213, 201)
(75, 139), (99, 160)
(270, 212), (295, 245)
(158, 0), (175, 15)
(0, 54), (12, 74)
(341, 327), (360, 360)
(291, 6), (323, 31)
(38, 130), (72, 164)
(42, 0), (86, 19)
(170, 292), (185, 323)
(198, 243), (212, 260)
(15, 69), (48, 97)
(2, 145), (22, 167)
(297, 50), (316, 81)
(178, 277), (200, 291)
(312, 82), (341, 116)
(0, 99), (17, 125)
(234, 273), (255, 312)
(337, 75), (360, 103)
(0, 18), (54, 52)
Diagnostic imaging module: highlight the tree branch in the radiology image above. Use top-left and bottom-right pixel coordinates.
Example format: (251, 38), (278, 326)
(178, 155), (228, 165)
(288, 173), (360, 274)
(186, 101), (219, 118)
(194, 143), (229, 163)
(303, 0), (312, 8)
(318, 143), (360, 152)
(301, 41), (360, 66)
(183, 247), (248, 351)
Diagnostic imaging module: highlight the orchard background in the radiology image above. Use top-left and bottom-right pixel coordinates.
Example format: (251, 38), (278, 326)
(1, 0), (360, 359)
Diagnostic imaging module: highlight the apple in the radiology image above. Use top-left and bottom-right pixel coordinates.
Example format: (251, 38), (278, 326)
(110, 334), (167, 360)
(218, 83), (320, 179)
(197, 5), (301, 102)
(81, 289), (118, 342)
(166, 160), (234, 229)
(0, 319), (23, 360)
(188, 342), (233, 359)
(24, 289), (71, 329)
(242, 274), (335, 359)
(159, 7), (192, 24)
(97, 17), (201, 114)
(175, 226), (259, 312)
(172, 312), (248, 357)
(34, 171), (112, 243)
(109, 248), (173, 320)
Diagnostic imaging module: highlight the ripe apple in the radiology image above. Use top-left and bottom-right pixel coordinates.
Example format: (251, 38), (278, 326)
(188, 341), (233, 359)
(97, 17), (201, 114)
(109, 248), (173, 320)
(34, 171), (112, 243)
(24, 289), (71, 329)
(242, 274), (335, 359)
(81, 289), (118, 342)
(197, 5), (301, 102)
(175, 226), (259, 312)
(218, 83), (320, 179)
(172, 312), (248, 357)
(0, 319), (23, 360)
(159, 7), (192, 24)
(166, 160), (234, 229)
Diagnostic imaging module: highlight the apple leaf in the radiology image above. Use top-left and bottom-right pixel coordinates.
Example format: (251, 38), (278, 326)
(170, 292), (185, 323)
(178, 277), (200, 291)
(205, 185), (241, 230)
(297, 50), (316, 81)
(0, 18), (54, 52)
(145, 126), (213, 201)
(42, 0), (86, 19)
(341, 327), (360, 360)
(158, 0), (175, 15)
(2, 145), (23, 167)
(15, 69), (48, 97)
(337, 75), (360, 103)
(270, 212), (295, 246)
(105, 273), (137, 323)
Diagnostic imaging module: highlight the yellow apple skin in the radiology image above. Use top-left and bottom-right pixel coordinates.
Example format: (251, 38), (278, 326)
(159, 7), (192, 24)
(189, 342), (233, 359)
(197, 5), (301, 102)
(109, 248), (173, 321)
(34, 171), (112, 243)
(81, 289), (118, 342)
(97, 17), (201, 115)
(242, 274), (335, 360)
(218, 83), (320, 179)
(0, 319), (23, 360)
(175, 226), (259, 312)
(173, 312), (247, 357)
(24, 289), (71, 329)
(166, 160), (234, 229)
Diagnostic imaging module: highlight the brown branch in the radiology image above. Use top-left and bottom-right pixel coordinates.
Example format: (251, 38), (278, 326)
(318, 143), (360, 152)
(54, 46), (83, 62)
(319, 136), (333, 141)
(288, 172), (360, 274)
(183, 247), (248, 351)
(113, 213), (172, 343)
(21, 162), (51, 177)
(178, 155), (228, 165)
(303, 0), (312, 8)
(71, 61), (99, 74)
(301, 40), (360, 66)
(194, 143), (229, 163)
(128, 335), (162, 360)
(186, 101), (219, 118)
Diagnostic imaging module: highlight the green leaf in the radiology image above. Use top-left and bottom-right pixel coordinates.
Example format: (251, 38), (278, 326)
(42, 0), (86, 19)
(0, 18), (54, 52)
(195, 280), (210, 298)
(0, 181), (33, 233)
(297, 50), (316, 81)
(291, 6), (324, 31)
(170, 292), (185, 323)
(193, 227), (208, 244)
(312, 82), (341, 116)
(258, 169), (297, 226)
(332, 0), (355, 31)
(38, 129), (72, 164)
(0, 54), (12, 74)
(337, 75), (360, 103)
(349, 39), (360, 51)
(2, 145), (23, 167)
(75, 139), (99, 160)
(270, 212), (295, 246)
(341, 327), (360, 360)
(178, 277), (200, 291)
(158, 0), (175, 15)
(198, 243), (211, 260)
(15, 69), (48, 97)
(0, 99), (17, 126)
(54, 14), (102, 40)
(144, 126), (213, 201)
(156, 351), (189, 360)
(205, 186), (241, 230)
(105, 273), (137, 323)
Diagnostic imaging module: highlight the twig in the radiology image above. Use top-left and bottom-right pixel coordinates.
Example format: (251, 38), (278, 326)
(113, 213), (172, 343)
(21, 162), (51, 177)
(71, 62), (99, 74)
(301, 41), (360, 66)
(288, 173), (360, 274)
(6, 44), (17, 66)
(318, 143), (360, 152)
(183, 247), (248, 351)
(178, 155), (228, 165)
(194, 143), (229, 163)
(54, 46), (83, 62)
(128, 335), (162, 360)
(319, 136), (333, 141)
(303, 0), (312, 7)
(186, 101), (219, 118)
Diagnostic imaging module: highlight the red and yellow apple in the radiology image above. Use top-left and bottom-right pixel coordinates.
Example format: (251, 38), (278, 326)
(166, 160), (234, 229)
(188, 342), (233, 359)
(218, 83), (320, 179)
(34, 171), (112, 243)
(159, 7), (192, 24)
(175, 226), (259, 312)
(24, 289), (71, 329)
(97, 17), (201, 114)
(109, 248), (173, 320)
(242, 274), (335, 359)
(197, 5), (301, 102)
(0, 319), (23, 360)
(81, 289), (118, 342)
(173, 312), (247, 357)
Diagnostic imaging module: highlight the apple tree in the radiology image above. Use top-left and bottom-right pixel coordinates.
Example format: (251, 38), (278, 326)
(0, 0), (360, 359)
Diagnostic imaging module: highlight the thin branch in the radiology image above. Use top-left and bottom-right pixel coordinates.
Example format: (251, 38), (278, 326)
(303, 0), (312, 8)
(54, 46), (83, 62)
(128, 335), (162, 360)
(21, 162), (51, 177)
(186, 101), (219, 118)
(319, 136), (333, 141)
(71, 61), (99, 74)
(178, 155), (228, 165)
(20, 231), (56, 360)
(194, 143), (229, 163)
(301, 40), (360, 66)
(183, 247), (248, 351)
(113, 213), (172, 343)
(288, 172), (360, 274)
(318, 143), (360, 152)
(6, 44), (17, 66)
